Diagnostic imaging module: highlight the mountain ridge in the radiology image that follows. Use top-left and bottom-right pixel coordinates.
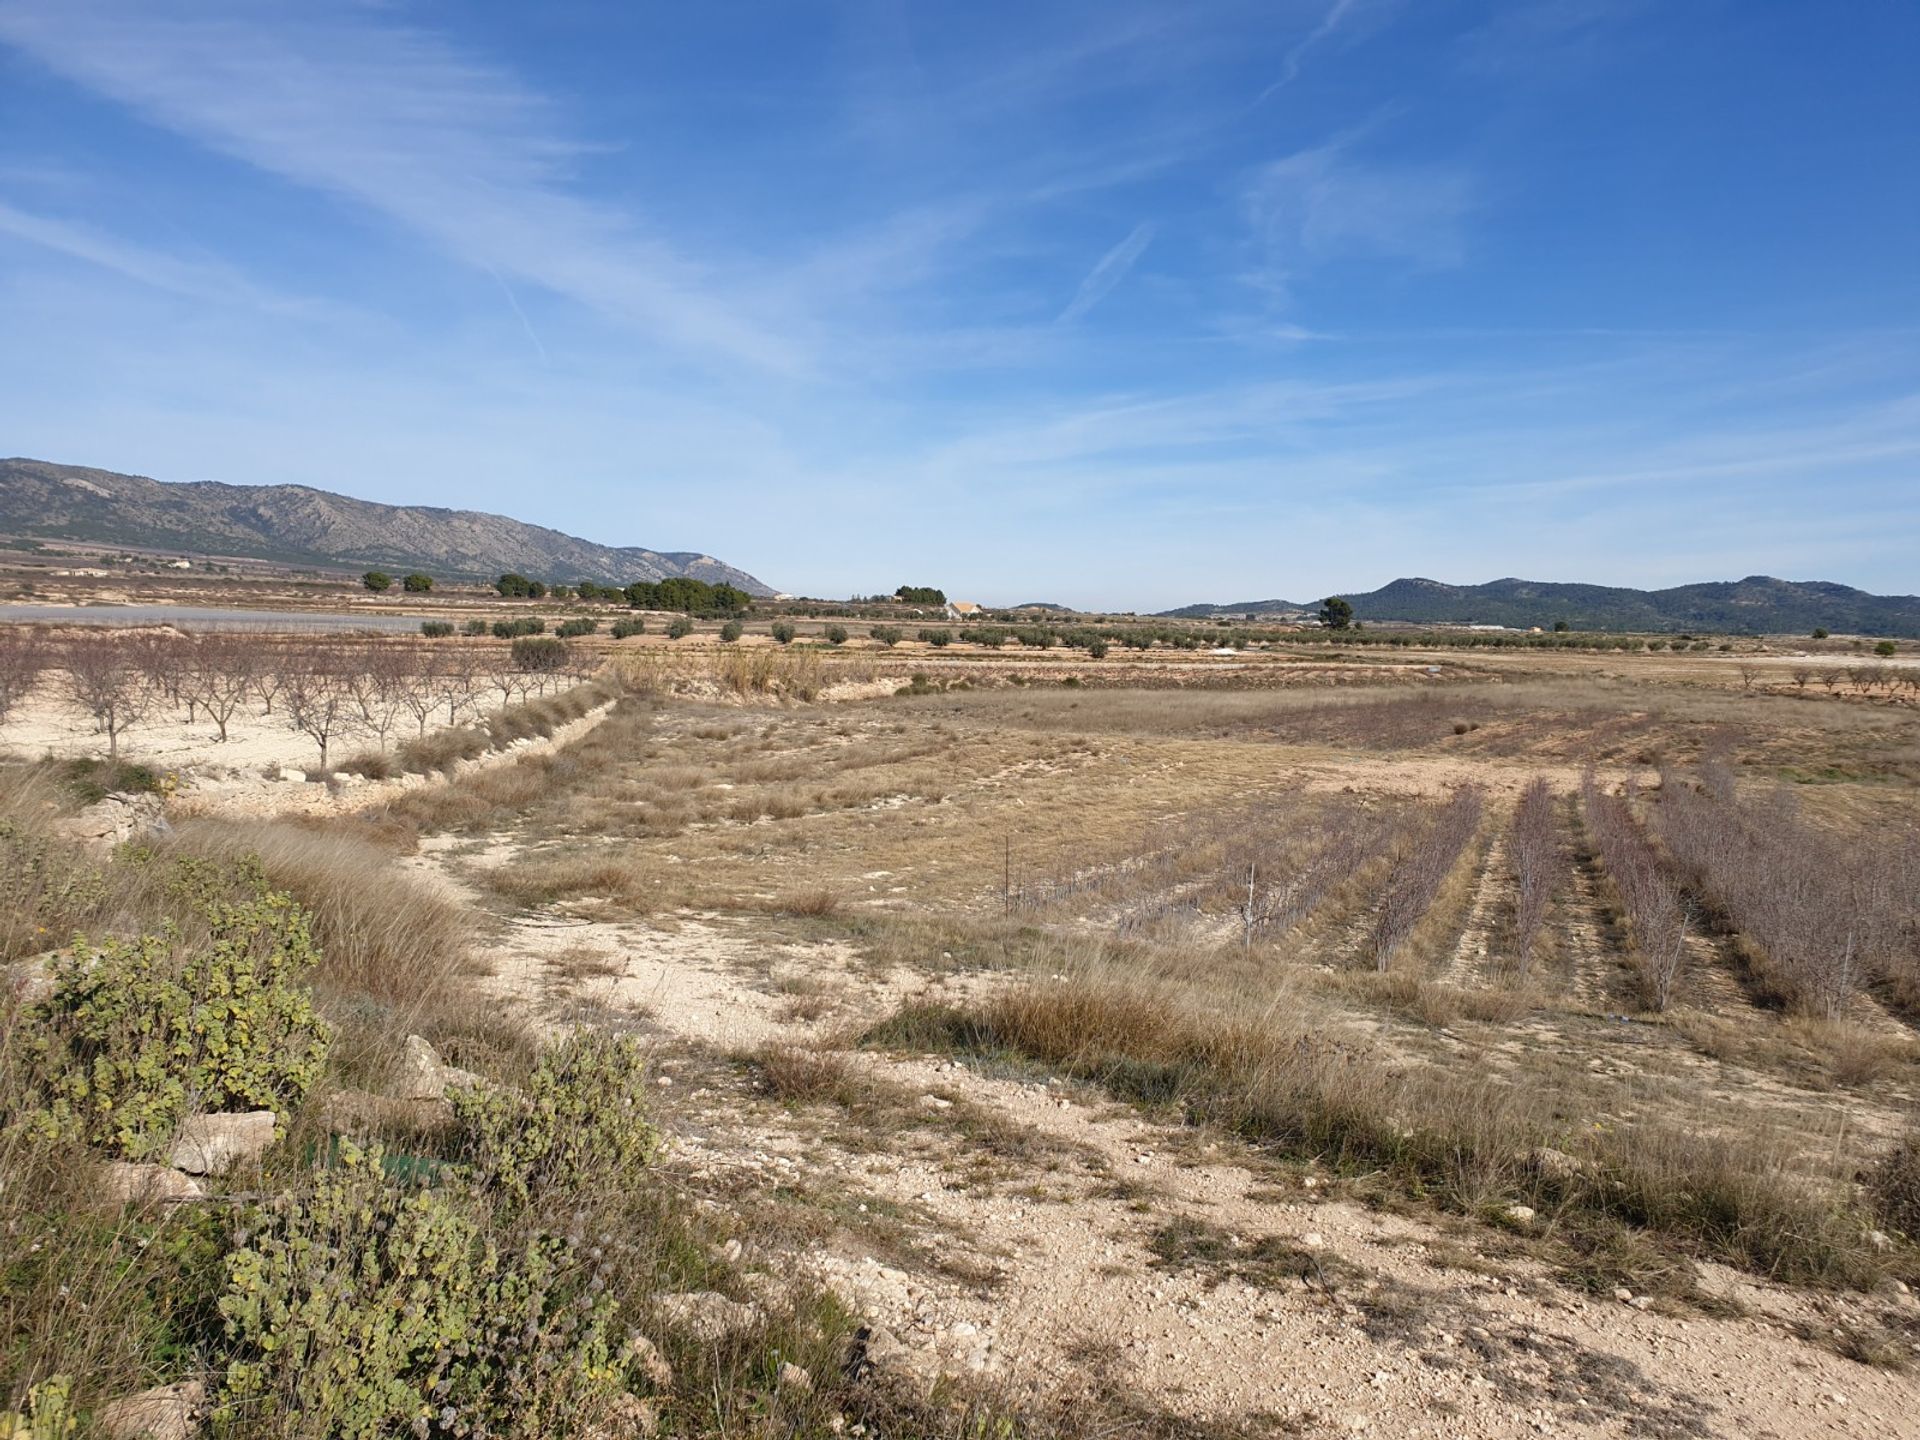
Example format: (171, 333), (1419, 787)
(1159, 575), (1920, 636)
(0, 458), (774, 594)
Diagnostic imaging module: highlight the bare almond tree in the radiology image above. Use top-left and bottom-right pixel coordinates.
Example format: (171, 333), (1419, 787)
(1371, 785), (1483, 971)
(1510, 777), (1558, 978)
(59, 634), (153, 763)
(1580, 772), (1687, 1011)
(191, 634), (259, 742)
(434, 652), (482, 727)
(281, 649), (358, 772)
(0, 627), (47, 727)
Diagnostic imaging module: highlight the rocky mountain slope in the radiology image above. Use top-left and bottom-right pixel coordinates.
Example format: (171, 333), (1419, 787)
(0, 458), (773, 594)
(1163, 575), (1920, 636)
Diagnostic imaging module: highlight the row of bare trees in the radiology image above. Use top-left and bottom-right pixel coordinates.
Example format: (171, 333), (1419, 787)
(1651, 768), (1908, 1020)
(0, 629), (597, 769)
(1370, 785), (1484, 971)
(1509, 778), (1559, 978)
(1580, 772), (1688, 1011)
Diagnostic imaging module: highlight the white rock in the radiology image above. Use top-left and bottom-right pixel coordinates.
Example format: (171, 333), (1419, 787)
(277, 767), (307, 783)
(2, 953), (58, 1007)
(1504, 1204), (1537, 1225)
(168, 1111), (276, 1175)
(1612, 1287), (1634, 1303)
(97, 1381), (205, 1440)
(393, 1034), (479, 1101)
(655, 1291), (761, 1343)
(57, 792), (173, 850)
(104, 1163), (205, 1204)
(776, 1362), (813, 1393)
(624, 1332), (674, 1389)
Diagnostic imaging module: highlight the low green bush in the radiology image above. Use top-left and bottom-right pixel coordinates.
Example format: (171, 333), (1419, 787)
(769, 622), (796, 645)
(824, 625), (847, 646)
(419, 621), (454, 638)
(869, 625), (901, 647)
(610, 617), (645, 640)
(453, 1032), (658, 1206)
(27, 862), (331, 1159)
(510, 636), (568, 673)
(462, 619), (489, 637)
(214, 1143), (624, 1440)
(555, 618), (598, 639)
(666, 616), (694, 641)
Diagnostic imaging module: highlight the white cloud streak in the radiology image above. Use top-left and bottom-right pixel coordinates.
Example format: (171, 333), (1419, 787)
(0, 197), (303, 310)
(1056, 221), (1156, 323)
(1258, 0), (1365, 102)
(0, 0), (804, 373)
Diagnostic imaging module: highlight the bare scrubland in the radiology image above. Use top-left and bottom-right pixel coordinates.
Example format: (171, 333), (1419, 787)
(4, 635), (1920, 1437)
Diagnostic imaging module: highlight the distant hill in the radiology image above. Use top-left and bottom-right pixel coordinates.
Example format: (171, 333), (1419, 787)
(1161, 576), (1920, 637)
(0, 458), (774, 594)
(1158, 598), (1309, 620)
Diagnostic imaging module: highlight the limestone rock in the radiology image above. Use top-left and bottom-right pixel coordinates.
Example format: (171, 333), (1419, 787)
(394, 1034), (480, 1101)
(1504, 1204), (1537, 1226)
(2, 952), (58, 1007)
(104, 1163), (205, 1204)
(655, 1291), (761, 1344)
(597, 1392), (658, 1439)
(57, 792), (172, 850)
(776, 1362), (813, 1394)
(624, 1333), (674, 1390)
(168, 1111), (276, 1175)
(277, 767), (306, 784)
(97, 1380), (205, 1440)
(1530, 1147), (1586, 1184)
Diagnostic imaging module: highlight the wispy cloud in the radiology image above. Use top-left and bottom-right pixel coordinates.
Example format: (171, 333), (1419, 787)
(0, 197), (305, 310)
(1244, 139), (1474, 293)
(1057, 221), (1156, 323)
(0, 0), (803, 373)
(1258, 0), (1389, 102)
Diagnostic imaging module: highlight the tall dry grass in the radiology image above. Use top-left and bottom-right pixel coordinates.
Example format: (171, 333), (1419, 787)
(866, 958), (1908, 1290)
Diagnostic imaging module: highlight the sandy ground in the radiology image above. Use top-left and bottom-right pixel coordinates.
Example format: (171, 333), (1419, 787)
(0, 690), (334, 773)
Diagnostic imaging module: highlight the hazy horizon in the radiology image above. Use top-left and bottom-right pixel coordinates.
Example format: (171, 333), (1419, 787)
(2, 2), (1916, 612)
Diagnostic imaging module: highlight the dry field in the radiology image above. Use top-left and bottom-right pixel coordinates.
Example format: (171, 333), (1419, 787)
(5, 638), (1920, 1438)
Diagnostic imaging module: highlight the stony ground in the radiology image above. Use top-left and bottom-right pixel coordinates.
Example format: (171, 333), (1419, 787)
(401, 843), (1919, 1439)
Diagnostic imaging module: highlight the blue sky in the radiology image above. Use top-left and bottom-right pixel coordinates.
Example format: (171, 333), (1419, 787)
(1, 1), (1916, 609)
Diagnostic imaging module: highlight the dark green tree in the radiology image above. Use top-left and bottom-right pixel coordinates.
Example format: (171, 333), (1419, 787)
(402, 572), (433, 593)
(1318, 597), (1354, 630)
(361, 571), (393, 593)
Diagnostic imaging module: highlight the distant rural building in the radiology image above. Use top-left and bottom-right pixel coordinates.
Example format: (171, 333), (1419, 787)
(945, 600), (984, 620)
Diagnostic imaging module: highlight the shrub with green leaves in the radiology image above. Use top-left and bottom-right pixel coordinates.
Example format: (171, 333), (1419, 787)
(419, 621), (455, 638)
(610, 617), (646, 640)
(869, 625), (901, 648)
(555, 618), (598, 639)
(719, 619), (743, 643)
(510, 636), (568, 673)
(27, 872), (331, 1159)
(824, 624), (847, 646)
(452, 1033), (657, 1207)
(214, 1144), (624, 1440)
(666, 616), (694, 641)
(769, 621), (795, 645)
(461, 619), (489, 637)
